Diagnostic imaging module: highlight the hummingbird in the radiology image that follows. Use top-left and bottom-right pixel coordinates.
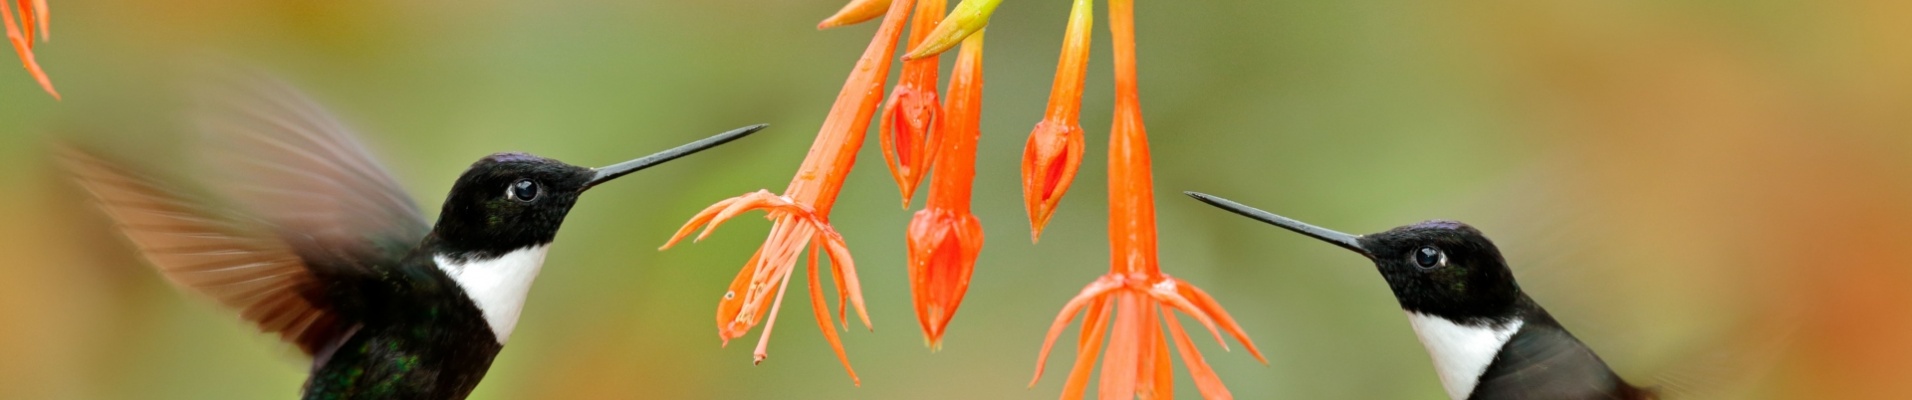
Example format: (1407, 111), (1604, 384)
(60, 78), (767, 400)
(1185, 192), (1655, 400)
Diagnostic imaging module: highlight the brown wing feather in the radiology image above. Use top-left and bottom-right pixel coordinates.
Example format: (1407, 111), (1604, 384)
(60, 146), (346, 356)
(194, 73), (428, 247)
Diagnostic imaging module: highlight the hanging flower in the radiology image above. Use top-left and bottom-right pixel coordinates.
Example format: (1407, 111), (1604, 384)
(905, 32), (985, 350)
(878, 0), (946, 208)
(2, 0), (56, 99)
(661, 0), (919, 385)
(1020, 0), (1092, 242)
(1028, 0), (1266, 398)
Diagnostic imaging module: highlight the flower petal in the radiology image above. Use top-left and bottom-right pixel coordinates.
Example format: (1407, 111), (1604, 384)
(1146, 277), (1229, 352)
(715, 250), (769, 345)
(660, 190), (807, 250)
(1138, 302), (1174, 400)
(817, 0), (891, 29)
(1031, 275), (1124, 387)
(1165, 305), (1232, 400)
(1, 0), (57, 99)
(1061, 296), (1113, 400)
(1170, 276), (1268, 363)
(818, 227), (871, 330)
(1099, 293), (1142, 400)
(806, 245), (861, 385)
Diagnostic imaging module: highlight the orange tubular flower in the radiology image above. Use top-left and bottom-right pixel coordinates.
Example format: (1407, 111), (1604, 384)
(1021, 0), (1092, 242)
(2, 0), (56, 99)
(661, 0), (918, 385)
(906, 32), (985, 350)
(1030, 0), (1265, 398)
(878, 0), (945, 208)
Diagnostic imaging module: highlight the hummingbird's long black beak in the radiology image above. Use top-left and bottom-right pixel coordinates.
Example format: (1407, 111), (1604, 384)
(584, 124), (768, 190)
(1185, 191), (1370, 257)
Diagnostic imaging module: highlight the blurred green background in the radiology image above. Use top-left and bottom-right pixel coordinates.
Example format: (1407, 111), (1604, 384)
(4, 0), (1910, 398)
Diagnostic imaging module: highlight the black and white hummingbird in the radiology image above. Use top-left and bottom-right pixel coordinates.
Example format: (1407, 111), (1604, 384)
(1185, 192), (1656, 400)
(60, 78), (766, 400)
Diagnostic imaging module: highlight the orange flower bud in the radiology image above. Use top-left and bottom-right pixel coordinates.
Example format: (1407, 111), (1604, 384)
(1020, 0), (1095, 242)
(878, 0), (946, 208)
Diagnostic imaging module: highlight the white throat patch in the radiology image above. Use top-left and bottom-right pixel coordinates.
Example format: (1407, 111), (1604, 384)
(434, 246), (550, 343)
(1404, 312), (1524, 400)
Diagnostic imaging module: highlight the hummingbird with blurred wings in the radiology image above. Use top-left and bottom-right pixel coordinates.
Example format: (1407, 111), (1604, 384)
(61, 78), (766, 400)
(1187, 192), (1656, 400)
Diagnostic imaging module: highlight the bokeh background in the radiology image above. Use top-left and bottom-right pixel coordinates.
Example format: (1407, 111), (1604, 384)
(3, 0), (1909, 398)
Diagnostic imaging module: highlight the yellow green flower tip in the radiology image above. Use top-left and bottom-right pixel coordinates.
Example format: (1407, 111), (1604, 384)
(901, 0), (1002, 60)
(818, 0), (892, 30)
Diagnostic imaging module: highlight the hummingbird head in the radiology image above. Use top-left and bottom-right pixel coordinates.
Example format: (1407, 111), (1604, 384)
(1186, 192), (1521, 324)
(1355, 221), (1520, 324)
(433, 153), (595, 257)
(431, 124), (767, 259)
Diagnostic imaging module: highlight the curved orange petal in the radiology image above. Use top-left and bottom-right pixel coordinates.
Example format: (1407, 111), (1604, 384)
(30, 0), (44, 39)
(1, 0), (56, 99)
(1169, 276), (1267, 363)
(805, 246), (860, 385)
(816, 226), (870, 330)
(1031, 275), (1124, 386)
(1060, 296), (1113, 400)
(14, 0), (34, 45)
(817, 0), (891, 29)
(1145, 277), (1229, 351)
(1165, 305), (1232, 400)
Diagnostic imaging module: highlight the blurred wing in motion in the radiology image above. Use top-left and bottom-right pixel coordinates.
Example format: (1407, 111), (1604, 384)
(59, 146), (352, 356)
(194, 73), (430, 254)
(1650, 315), (1799, 400)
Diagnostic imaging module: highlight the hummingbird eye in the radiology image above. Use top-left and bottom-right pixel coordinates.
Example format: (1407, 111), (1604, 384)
(1412, 246), (1446, 269)
(508, 179), (540, 202)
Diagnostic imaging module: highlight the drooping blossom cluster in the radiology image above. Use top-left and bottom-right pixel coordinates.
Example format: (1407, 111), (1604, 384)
(668, 0), (1266, 396)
